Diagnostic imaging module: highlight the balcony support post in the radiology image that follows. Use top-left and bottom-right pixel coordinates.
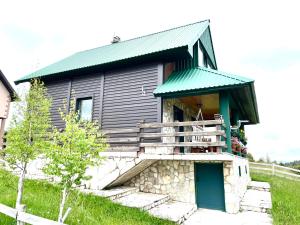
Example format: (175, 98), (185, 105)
(219, 91), (232, 153)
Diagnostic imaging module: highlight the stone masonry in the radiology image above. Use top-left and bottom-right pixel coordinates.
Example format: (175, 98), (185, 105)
(126, 157), (251, 214)
(126, 160), (195, 203)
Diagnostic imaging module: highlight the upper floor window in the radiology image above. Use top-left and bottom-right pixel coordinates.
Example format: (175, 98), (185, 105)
(76, 97), (93, 121)
(198, 46), (204, 67)
(198, 44), (208, 68)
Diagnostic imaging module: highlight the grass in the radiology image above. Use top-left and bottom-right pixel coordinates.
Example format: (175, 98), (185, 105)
(251, 172), (300, 225)
(0, 169), (175, 225)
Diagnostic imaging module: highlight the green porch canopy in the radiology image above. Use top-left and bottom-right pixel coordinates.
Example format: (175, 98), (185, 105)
(154, 67), (259, 124)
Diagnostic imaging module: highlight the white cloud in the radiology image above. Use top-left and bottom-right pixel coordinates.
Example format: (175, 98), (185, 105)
(1, 0), (300, 161)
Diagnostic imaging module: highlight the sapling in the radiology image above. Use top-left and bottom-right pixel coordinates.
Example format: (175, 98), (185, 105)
(43, 100), (107, 223)
(4, 79), (51, 209)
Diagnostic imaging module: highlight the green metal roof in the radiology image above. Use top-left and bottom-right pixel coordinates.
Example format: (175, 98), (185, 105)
(16, 20), (211, 84)
(153, 67), (254, 97)
(154, 66), (259, 124)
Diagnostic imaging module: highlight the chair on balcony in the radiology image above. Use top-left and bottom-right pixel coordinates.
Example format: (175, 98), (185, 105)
(190, 108), (218, 153)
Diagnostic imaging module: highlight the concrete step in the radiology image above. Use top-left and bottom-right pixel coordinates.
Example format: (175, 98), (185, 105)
(80, 186), (139, 200)
(238, 211), (273, 225)
(240, 189), (272, 213)
(183, 209), (272, 225)
(248, 181), (270, 192)
(148, 201), (197, 224)
(113, 192), (170, 210)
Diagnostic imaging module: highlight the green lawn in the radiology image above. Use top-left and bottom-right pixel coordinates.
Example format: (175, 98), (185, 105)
(251, 172), (300, 225)
(0, 169), (174, 225)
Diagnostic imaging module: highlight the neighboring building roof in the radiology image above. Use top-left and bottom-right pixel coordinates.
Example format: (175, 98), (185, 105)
(0, 70), (17, 101)
(16, 20), (214, 84)
(154, 67), (259, 124)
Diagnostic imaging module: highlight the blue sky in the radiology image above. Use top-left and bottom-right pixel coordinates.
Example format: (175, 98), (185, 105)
(0, 0), (299, 162)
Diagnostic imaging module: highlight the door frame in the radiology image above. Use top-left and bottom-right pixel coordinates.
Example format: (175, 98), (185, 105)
(194, 162), (226, 211)
(173, 106), (184, 153)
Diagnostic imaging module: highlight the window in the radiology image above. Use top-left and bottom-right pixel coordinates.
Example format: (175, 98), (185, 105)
(198, 44), (208, 68)
(76, 98), (93, 121)
(198, 46), (204, 67)
(238, 166), (242, 177)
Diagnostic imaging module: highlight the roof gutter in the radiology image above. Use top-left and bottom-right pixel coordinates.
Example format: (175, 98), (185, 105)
(153, 82), (251, 98)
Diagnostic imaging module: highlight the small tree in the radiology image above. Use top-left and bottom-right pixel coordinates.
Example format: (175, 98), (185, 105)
(43, 101), (107, 223)
(4, 79), (51, 208)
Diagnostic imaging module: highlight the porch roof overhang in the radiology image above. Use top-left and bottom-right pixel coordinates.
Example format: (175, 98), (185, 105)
(153, 67), (259, 124)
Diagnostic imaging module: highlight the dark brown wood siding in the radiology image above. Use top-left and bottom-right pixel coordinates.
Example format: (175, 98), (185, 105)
(43, 63), (160, 130)
(70, 73), (102, 122)
(44, 79), (70, 129)
(102, 64), (159, 129)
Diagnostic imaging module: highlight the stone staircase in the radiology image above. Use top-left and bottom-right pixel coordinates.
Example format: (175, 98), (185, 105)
(149, 200), (197, 224)
(114, 192), (170, 210)
(81, 181), (272, 224)
(81, 186), (196, 224)
(80, 186), (139, 200)
(240, 181), (272, 213)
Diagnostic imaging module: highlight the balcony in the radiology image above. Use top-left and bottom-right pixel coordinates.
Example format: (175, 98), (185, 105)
(103, 119), (236, 158)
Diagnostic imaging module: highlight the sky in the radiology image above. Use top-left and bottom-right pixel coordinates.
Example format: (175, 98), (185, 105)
(0, 0), (299, 162)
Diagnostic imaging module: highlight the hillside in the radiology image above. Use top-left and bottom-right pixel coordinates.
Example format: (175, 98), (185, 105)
(251, 172), (300, 225)
(0, 169), (174, 225)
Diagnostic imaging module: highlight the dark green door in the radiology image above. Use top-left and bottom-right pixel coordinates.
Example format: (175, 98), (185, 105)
(195, 163), (225, 211)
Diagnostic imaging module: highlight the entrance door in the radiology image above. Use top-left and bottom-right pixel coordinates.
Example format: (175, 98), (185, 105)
(173, 106), (184, 153)
(195, 163), (225, 211)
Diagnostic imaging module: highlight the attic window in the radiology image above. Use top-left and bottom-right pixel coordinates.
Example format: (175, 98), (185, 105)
(76, 97), (93, 121)
(198, 44), (208, 68)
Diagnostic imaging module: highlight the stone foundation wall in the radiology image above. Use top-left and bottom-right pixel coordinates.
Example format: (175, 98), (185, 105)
(126, 157), (250, 213)
(126, 160), (195, 203)
(224, 157), (250, 213)
(145, 99), (197, 155)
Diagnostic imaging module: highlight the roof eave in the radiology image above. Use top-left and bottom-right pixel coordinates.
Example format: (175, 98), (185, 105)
(15, 46), (191, 85)
(153, 82), (251, 98)
(249, 81), (260, 124)
(0, 70), (17, 101)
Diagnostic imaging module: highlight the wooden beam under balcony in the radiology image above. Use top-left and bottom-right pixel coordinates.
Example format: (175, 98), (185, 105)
(140, 141), (226, 148)
(140, 130), (225, 138)
(139, 120), (225, 128)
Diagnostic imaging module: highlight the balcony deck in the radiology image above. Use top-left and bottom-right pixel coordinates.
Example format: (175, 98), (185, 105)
(103, 119), (232, 157)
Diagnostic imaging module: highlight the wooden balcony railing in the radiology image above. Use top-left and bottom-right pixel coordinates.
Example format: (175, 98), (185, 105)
(104, 119), (227, 154)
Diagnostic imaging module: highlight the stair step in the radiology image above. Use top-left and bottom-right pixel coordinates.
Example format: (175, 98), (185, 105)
(113, 192), (170, 210)
(148, 201), (197, 224)
(241, 189), (272, 213)
(247, 181), (270, 191)
(238, 211), (273, 225)
(80, 186), (138, 200)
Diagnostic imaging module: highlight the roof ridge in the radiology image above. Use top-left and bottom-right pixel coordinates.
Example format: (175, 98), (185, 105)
(196, 66), (252, 83)
(77, 19), (210, 54)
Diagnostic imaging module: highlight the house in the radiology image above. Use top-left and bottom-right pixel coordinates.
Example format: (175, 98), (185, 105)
(0, 70), (16, 149)
(15, 20), (259, 214)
